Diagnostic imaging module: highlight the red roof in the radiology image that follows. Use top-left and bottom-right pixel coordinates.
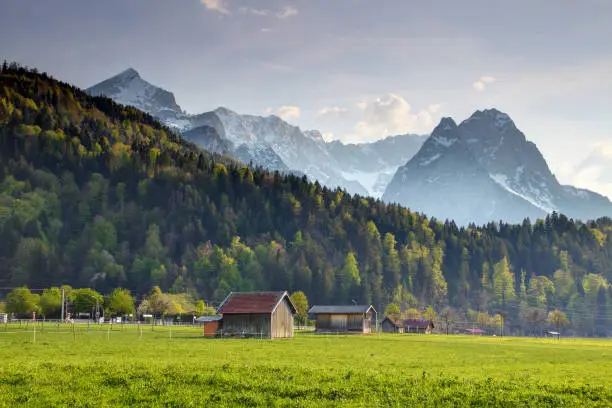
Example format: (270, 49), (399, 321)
(217, 291), (296, 314)
(464, 328), (485, 334)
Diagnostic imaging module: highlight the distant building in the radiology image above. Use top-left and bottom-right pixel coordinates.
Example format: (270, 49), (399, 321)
(217, 291), (296, 339)
(403, 319), (434, 334)
(381, 317), (404, 333)
(546, 330), (561, 339)
(196, 315), (223, 337)
(463, 328), (485, 335)
(308, 305), (376, 334)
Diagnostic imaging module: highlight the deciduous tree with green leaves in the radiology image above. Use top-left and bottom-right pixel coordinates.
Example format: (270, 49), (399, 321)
(384, 303), (401, 320)
(70, 288), (103, 314)
(106, 288), (134, 316)
(290, 291), (309, 326)
(6, 287), (40, 316)
(548, 309), (569, 331)
(39, 287), (62, 318)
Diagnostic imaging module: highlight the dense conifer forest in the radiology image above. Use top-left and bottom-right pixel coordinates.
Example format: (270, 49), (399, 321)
(1, 63), (611, 335)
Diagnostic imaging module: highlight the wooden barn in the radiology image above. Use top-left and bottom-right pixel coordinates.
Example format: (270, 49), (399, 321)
(381, 317), (404, 333)
(217, 291), (296, 339)
(403, 319), (434, 334)
(308, 305), (376, 334)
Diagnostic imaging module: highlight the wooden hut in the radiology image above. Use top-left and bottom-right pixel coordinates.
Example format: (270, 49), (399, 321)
(196, 315), (223, 337)
(403, 319), (434, 334)
(308, 305), (376, 334)
(381, 317), (404, 333)
(217, 291), (296, 339)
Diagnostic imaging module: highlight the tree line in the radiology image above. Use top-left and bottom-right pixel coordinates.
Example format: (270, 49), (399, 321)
(1, 62), (611, 336)
(1, 285), (215, 321)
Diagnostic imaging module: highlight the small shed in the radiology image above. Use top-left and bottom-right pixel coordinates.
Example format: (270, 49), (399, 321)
(381, 317), (404, 333)
(403, 319), (434, 334)
(217, 291), (296, 339)
(308, 305), (376, 334)
(196, 315), (223, 337)
(546, 330), (561, 339)
(463, 328), (485, 335)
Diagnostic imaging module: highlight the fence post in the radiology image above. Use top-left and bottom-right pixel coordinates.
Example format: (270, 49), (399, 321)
(72, 323), (76, 343)
(139, 322), (142, 340)
(33, 325), (36, 344)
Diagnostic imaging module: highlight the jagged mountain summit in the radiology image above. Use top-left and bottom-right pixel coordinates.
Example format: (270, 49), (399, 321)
(383, 109), (612, 225)
(87, 68), (183, 121)
(87, 69), (424, 197)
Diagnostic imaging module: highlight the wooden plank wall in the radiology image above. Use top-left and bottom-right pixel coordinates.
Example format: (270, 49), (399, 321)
(315, 314), (366, 333)
(271, 298), (294, 338)
(223, 314), (271, 337)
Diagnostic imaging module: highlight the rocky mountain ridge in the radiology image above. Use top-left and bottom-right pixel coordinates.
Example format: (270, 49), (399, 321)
(87, 69), (424, 196)
(383, 109), (612, 225)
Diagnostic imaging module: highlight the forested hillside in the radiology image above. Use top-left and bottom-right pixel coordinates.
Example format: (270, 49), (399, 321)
(1, 63), (611, 335)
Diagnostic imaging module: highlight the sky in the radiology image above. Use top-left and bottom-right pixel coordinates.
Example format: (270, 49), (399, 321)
(1, 0), (611, 199)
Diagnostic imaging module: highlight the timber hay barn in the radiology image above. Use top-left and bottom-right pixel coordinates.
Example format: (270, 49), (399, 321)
(381, 317), (404, 333)
(403, 319), (434, 334)
(308, 305), (376, 334)
(217, 291), (296, 339)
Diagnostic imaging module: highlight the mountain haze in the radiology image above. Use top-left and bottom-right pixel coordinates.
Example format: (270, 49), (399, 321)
(383, 109), (612, 225)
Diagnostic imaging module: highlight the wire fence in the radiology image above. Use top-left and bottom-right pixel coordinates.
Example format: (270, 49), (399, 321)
(0, 322), (589, 347)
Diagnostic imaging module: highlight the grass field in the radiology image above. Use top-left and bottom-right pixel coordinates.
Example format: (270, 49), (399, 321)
(0, 323), (611, 407)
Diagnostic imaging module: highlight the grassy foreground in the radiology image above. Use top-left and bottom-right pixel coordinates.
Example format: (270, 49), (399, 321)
(0, 324), (611, 407)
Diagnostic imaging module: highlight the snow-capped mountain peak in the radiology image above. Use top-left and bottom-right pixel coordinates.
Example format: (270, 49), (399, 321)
(87, 68), (182, 118)
(115, 67), (141, 81)
(463, 108), (516, 132)
(436, 117), (458, 131)
(87, 69), (427, 198)
(384, 111), (612, 225)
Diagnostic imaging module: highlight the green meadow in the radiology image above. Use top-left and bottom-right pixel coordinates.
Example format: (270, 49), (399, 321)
(0, 324), (611, 407)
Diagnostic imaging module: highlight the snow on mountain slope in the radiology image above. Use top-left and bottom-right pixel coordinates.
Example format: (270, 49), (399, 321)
(87, 70), (426, 197)
(87, 68), (183, 120)
(326, 134), (426, 197)
(384, 109), (612, 225)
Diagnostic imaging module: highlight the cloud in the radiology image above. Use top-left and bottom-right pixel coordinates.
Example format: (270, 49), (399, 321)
(428, 103), (443, 114)
(346, 94), (439, 142)
(317, 106), (349, 118)
(473, 76), (496, 91)
(239, 7), (269, 16)
(238, 5), (299, 19)
(200, 0), (229, 14)
(266, 105), (301, 121)
(276, 6), (299, 19)
(559, 142), (612, 199)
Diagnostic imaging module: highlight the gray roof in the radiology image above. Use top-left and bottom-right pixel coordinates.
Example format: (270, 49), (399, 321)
(195, 316), (222, 322)
(308, 305), (376, 314)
